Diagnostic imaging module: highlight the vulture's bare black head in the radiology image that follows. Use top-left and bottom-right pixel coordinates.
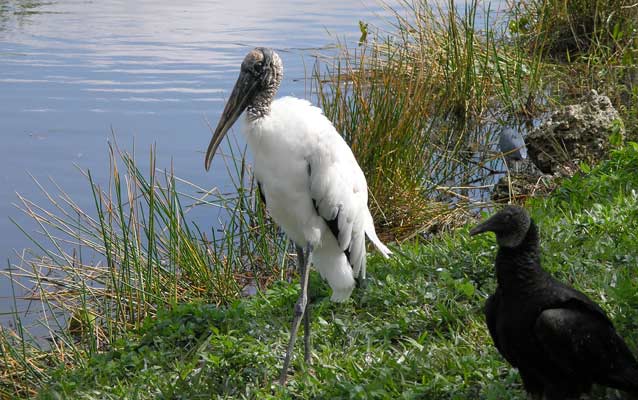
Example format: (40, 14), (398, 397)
(470, 205), (531, 248)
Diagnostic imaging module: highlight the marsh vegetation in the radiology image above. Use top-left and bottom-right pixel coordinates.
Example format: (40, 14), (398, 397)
(1, 0), (637, 398)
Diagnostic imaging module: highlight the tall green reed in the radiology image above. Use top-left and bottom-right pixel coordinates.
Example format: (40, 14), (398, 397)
(509, 0), (638, 136)
(0, 137), (290, 396)
(314, 0), (555, 240)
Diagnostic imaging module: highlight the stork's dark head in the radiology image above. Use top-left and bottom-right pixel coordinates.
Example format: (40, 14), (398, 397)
(204, 47), (283, 171)
(240, 48), (283, 97)
(470, 205), (531, 248)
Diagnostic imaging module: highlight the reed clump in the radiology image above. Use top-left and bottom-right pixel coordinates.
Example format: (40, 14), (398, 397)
(510, 0), (638, 137)
(316, 0), (554, 240)
(316, 0), (637, 241)
(0, 141), (290, 396)
(512, 0), (638, 59)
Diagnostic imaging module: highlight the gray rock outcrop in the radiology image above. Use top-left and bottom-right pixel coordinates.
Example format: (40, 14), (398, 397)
(526, 90), (624, 174)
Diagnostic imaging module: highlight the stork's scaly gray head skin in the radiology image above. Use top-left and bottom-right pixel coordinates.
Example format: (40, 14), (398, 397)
(204, 48), (283, 171)
(469, 205), (531, 248)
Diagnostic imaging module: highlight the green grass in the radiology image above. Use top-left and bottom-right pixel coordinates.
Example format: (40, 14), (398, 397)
(34, 144), (638, 400)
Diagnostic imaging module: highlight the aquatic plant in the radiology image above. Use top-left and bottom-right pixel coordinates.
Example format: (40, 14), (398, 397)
(315, 0), (557, 240)
(0, 139), (290, 397)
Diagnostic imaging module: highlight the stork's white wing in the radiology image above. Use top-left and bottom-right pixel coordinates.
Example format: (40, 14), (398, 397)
(307, 128), (374, 277)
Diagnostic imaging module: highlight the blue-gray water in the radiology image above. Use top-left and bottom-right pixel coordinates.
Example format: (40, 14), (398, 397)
(0, 0), (393, 315)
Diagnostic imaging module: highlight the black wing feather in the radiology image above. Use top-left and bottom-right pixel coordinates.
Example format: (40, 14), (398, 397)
(484, 292), (502, 353)
(535, 305), (638, 392)
(257, 181), (267, 206)
(311, 198), (352, 265)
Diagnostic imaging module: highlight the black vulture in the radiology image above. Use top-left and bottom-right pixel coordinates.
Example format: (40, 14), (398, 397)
(470, 205), (638, 399)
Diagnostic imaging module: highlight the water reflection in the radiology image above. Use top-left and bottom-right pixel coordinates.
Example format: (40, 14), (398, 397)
(0, 1), (59, 32)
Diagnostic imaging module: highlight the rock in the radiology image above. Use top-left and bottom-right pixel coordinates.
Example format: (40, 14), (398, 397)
(526, 90), (624, 174)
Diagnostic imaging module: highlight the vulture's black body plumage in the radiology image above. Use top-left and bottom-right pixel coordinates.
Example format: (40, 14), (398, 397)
(471, 206), (638, 399)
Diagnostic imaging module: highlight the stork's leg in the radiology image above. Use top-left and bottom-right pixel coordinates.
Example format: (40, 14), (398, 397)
(303, 301), (311, 364)
(279, 244), (312, 385)
(302, 246), (312, 364)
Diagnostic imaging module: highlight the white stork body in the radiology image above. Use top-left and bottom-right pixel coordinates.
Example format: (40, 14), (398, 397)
(244, 96), (390, 301)
(204, 48), (390, 384)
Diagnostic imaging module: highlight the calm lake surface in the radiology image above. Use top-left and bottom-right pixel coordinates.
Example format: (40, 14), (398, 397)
(0, 0), (396, 314)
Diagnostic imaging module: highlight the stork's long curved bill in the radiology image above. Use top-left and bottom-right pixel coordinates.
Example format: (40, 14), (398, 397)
(204, 71), (260, 171)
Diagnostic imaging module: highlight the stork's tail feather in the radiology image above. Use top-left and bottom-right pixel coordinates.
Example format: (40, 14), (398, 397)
(364, 216), (392, 258)
(312, 243), (356, 303)
(330, 287), (355, 303)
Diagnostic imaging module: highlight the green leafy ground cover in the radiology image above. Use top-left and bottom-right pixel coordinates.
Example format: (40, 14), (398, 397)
(39, 145), (638, 399)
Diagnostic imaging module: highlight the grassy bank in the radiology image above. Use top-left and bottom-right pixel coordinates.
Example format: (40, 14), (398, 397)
(32, 144), (638, 399)
(1, 0), (638, 397)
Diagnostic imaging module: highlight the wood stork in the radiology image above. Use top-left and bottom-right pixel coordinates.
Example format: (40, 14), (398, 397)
(204, 48), (392, 384)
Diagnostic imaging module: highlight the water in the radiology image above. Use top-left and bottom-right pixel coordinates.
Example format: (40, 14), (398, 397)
(0, 0), (392, 315)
